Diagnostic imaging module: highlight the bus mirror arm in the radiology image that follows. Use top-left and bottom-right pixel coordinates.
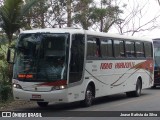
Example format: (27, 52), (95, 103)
(7, 49), (11, 63)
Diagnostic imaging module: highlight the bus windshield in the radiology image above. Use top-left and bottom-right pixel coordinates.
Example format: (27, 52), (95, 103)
(13, 33), (69, 82)
(154, 41), (160, 67)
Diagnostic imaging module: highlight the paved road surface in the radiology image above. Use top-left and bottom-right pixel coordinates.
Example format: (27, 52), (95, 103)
(2, 87), (160, 120)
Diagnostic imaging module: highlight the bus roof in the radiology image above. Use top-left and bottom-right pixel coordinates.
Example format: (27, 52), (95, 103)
(20, 28), (152, 42)
(153, 38), (160, 41)
(20, 28), (85, 34)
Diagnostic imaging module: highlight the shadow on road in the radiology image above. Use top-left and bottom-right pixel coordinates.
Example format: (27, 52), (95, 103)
(149, 86), (160, 90)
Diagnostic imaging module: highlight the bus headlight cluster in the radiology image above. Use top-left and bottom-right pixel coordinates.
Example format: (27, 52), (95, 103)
(51, 85), (67, 91)
(13, 83), (22, 89)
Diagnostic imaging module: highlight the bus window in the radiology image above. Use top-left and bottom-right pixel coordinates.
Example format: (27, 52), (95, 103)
(95, 38), (101, 57)
(87, 36), (101, 59)
(114, 40), (125, 58)
(144, 42), (152, 57)
(125, 41), (135, 58)
(69, 34), (85, 83)
(87, 36), (96, 58)
(135, 42), (145, 57)
(101, 38), (113, 58)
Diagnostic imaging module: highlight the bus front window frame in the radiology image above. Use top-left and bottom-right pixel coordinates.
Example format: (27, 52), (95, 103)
(13, 33), (70, 82)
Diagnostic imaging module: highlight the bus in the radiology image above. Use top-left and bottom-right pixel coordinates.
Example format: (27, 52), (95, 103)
(7, 28), (154, 107)
(153, 39), (160, 88)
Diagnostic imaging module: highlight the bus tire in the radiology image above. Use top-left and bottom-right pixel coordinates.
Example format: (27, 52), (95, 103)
(37, 102), (48, 107)
(126, 79), (142, 97)
(133, 79), (142, 97)
(151, 85), (156, 88)
(82, 85), (94, 107)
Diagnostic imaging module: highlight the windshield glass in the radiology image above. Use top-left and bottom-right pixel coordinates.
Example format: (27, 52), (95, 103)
(13, 33), (69, 81)
(154, 41), (160, 67)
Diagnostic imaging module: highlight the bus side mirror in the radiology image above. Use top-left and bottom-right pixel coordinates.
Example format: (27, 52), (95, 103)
(7, 49), (11, 62)
(7, 47), (15, 64)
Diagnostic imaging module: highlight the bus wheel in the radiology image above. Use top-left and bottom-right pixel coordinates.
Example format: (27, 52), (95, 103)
(133, 79), (142, 97)
(82, 85), (94, 107)
(126, 79), (142, 97)
(37, 102), (48, 107)
(151, 85), (156, 88)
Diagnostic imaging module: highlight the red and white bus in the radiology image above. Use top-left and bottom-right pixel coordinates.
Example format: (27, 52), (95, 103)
(8, 28), (154, 107)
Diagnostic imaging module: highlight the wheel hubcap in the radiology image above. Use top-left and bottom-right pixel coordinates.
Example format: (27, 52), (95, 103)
(137, 85), (141, 94)
(86, 90), (92, 104)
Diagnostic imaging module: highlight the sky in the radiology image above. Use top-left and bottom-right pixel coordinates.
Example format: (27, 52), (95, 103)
(107, 0), (160, 39)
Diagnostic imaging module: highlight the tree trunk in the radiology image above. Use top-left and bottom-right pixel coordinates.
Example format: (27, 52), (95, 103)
(67, 0), (72, 27)
(8, 38), (13, 83)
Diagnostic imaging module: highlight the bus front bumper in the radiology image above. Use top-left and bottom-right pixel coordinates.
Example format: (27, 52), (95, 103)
(13, 88), (68, 103)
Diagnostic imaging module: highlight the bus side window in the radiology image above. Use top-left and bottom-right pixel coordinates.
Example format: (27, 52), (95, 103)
(114, 40), (125, 58)
(69, 34), (85, 83)
(144, 42), (152, 58)
(87, 36), (101, 59)
(95, 38), (101, 57)
(125, 41), (135, 58)
(101, 38), (113, 58)
(135, 42), (145, 57)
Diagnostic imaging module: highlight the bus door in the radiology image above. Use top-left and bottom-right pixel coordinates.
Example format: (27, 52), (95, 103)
(69, 34), (85, 83)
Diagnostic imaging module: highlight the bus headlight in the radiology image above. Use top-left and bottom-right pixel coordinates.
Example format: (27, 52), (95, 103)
(60, 85), (65, 89)
(13, 83), (22, 89)
(51, 85), (67, 91)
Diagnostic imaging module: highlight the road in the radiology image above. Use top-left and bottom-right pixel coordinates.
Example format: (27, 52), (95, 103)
(2, 87), (160, 120)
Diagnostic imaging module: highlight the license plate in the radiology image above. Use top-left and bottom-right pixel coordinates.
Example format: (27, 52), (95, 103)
(32, 94), (41, 99)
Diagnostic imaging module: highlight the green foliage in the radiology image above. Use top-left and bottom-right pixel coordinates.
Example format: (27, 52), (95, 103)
(90, 8), (107, 22)
(0, 0), (23, 41)
(23, 0), (48, 28)
(22, 0), (43, 16)
(73, 0), (123, 31)
(89, 4), (123, 32)
(0, 34), (8, 45)
(0, 44), (12, 102)
(0, 44), (10, 81)
(0, 33), (16, 102)
(0, 80), (11, 102)
(73, 0), (94, 29)
(0, 0), (41, 44)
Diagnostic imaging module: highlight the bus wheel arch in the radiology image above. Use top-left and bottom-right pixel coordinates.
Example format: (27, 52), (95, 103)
(82, 81), (95, 107)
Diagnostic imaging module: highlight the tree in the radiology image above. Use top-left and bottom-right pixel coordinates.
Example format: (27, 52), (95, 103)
(90, 0), (123, 32)
(0, 0), (41, 46)
(73, 0), (122, 31)
(23, 0), (49, 29)
(67, 0), (72, 27)
(73, 0), (94, 29)
(17, 0), (122, 32)
(114, 0), (160, 36)
(37, 0), (68, 28)
(0, 0), (3, 6)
